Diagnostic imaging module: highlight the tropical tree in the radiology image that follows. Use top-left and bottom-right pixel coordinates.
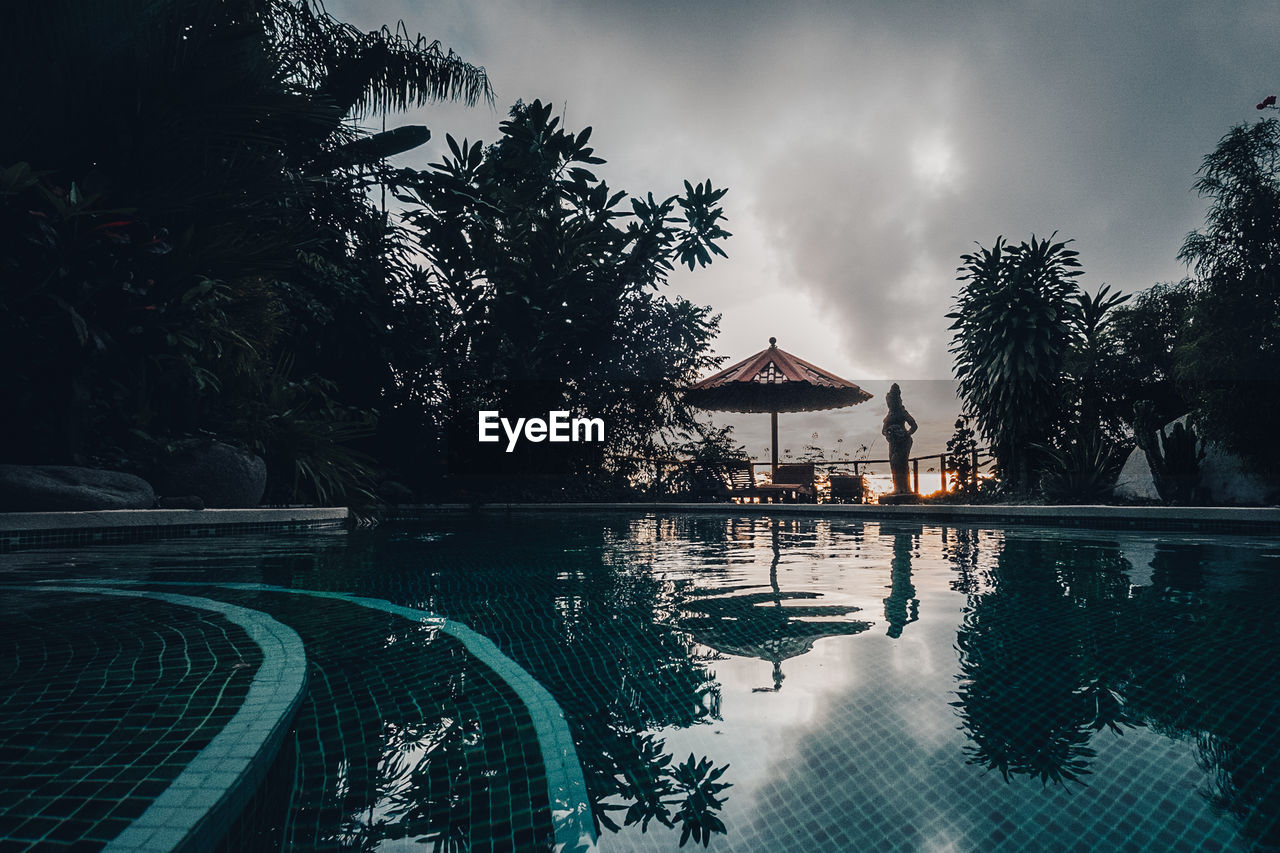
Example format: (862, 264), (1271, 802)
(1109, 280), (1195, 441)
(945, 416), (981, 499)
(948, 234), (1084, 491)
(1064, 284), (1131, 442)
(1175, 116), (1280, 482)
(0, 0), (490, 501)
(393, 100), (731, 495)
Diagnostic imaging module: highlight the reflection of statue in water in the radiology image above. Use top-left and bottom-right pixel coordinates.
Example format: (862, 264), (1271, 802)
(884, 532), (919, 638)
(882, 383), (918, 496)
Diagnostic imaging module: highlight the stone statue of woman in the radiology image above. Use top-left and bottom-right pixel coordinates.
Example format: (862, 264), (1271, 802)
(882, 383), (918, 495)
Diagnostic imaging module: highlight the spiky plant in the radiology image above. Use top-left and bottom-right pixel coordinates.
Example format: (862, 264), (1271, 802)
(949, 234), (1084, 491)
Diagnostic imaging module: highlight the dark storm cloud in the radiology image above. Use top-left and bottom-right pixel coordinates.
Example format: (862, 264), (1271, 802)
(330, 0), (1276, 446)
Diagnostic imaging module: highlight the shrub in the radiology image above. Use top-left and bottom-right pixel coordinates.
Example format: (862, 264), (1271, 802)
(1036, 431), (1129, 504)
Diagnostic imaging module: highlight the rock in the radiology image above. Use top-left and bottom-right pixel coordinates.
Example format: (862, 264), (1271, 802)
(1113, 448), (1160, 501)
(1200, 441), (1274, 505)
(154, 441), (266, 508)
(0, 465), (156, 511)
(1113, 416), (1276, 505)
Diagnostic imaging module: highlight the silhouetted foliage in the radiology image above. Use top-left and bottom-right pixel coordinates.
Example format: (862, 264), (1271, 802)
(1064, 284), (1131, 443)
(1110, 280), (1196, 437)
(949, 234), (1084, 491)
(1175, 117), (1280, 482)
(393, 100), (731, 495)
(950, 236), (1137, 498)
(1035, 428), (1127, 503)
(664, 424), (750, 499)
(0, 0), (491, 504)
(1146, 419), (1205, 504)
(0, 3), (732, 504)
(945, 416), (980, 498)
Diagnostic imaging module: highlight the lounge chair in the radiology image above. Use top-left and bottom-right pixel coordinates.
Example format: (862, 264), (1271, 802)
(718, 461), (816, 503)
(828, 474), (866, 504)
(765, 463), (817, 503)
(720, 460), (764, 501)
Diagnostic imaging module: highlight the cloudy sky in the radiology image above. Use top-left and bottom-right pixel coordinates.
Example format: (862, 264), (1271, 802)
(331, 0), (1274, 472)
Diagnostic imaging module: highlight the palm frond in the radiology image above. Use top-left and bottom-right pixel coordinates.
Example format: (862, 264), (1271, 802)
(267, 1), (493, 120)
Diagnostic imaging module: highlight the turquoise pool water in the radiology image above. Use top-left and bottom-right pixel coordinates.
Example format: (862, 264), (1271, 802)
(2, 512), (1279, 851)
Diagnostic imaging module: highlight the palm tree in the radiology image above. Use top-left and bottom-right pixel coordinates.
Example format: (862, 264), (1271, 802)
(948, 234), (1083, 491)
(0, 0), (489, 493)
(1067, 284), (1131, 440)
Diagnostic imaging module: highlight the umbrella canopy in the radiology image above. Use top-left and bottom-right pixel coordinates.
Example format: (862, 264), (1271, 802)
(685, 337), (871, 413)
(685, 338), (871, 473)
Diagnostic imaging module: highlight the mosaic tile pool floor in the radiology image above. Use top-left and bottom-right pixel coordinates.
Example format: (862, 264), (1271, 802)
(3, 515), (1280, 850)
(0, 590), (262, 850)
(203, 589), (556, 850)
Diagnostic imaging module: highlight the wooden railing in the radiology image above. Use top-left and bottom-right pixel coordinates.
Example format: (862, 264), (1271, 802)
(608, 447), (995, 498)
(751, 449), (993, 495)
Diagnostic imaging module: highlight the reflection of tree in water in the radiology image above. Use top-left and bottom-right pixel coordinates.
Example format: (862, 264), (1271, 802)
(325, 514), (743, 846)
(1123, 544), (1280, 847)
(211, 590), (551, 852)
(576, 628), (733, 848)
(950, 534), (1280, 846)
(474, 514), (869, 844)
(554, 540), (735, 846)
(951, 536), (1132, 785)
(322, 639), (544, 852)
(943, 527), (983, 594)
(256, 517), (1280, 848)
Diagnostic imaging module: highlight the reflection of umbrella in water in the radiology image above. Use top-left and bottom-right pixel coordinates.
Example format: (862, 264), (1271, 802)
(685, 337), (872, 475)
(678, 523), (871, 691)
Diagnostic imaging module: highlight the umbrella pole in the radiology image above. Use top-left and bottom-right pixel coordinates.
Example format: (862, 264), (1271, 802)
(770, 410), (779, 477)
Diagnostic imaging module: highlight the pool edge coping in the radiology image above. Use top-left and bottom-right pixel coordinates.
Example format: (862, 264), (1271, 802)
(0, 507), (349, 552)
(384, 502), (1280, 535)
(6, 503), (1277, 548)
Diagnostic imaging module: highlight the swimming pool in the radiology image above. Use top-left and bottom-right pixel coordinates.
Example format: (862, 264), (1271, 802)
(2, 512), (1278, 850)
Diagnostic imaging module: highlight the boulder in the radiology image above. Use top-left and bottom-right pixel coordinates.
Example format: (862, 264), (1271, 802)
(154, 441), (266, 508)
(1113, 448), (1160, 501)
(156, 495), (205, 510)
(0, 465), (156, 511)
(1113, 416), (1276, 505)
(1200, 441), (1274, 505)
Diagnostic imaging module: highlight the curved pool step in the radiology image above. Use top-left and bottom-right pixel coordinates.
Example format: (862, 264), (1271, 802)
(48, 581), (596, 852)
(1, 586), (307, 852)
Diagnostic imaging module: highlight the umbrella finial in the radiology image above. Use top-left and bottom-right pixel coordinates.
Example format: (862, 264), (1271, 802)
(769, 337), (777, 347)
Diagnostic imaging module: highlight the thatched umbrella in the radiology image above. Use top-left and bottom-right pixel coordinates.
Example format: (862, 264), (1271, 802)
(684, 337), (871, 475)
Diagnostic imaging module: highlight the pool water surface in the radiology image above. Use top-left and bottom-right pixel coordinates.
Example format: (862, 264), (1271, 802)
(2, 512), (1278, 851)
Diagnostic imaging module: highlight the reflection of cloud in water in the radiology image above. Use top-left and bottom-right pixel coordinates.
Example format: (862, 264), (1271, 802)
(892, 634), (934, 675)
(593, 516), (1277, 849)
